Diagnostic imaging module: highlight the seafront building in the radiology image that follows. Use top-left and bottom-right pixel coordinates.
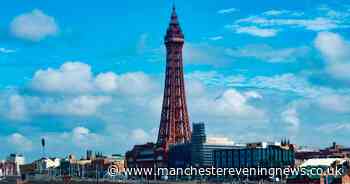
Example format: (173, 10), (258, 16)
(286, 158), (350, 184)
(19, 151), (125, 181)
(213, 142), (295, 169)
(0, 154), (25, 177)
(295, 142), (350, 164)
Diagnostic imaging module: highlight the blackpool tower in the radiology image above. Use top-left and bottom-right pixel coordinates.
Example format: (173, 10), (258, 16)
(157, 5), (191, 150)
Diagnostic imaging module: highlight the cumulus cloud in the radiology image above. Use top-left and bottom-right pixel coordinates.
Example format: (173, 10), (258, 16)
(1, 94), (111, 119)
(281, 106), (300, 131)
(116, 72), (156, 96)
(94, 72), (119, 92)
(30, 126), (107, 153)
(0, 62), (160, 122)
(128, 129), (153, 144)
(10, 9), (59, 41)
(70, 127), (103, 148)
(50, 95), (111, 116)
(31, 62), (156, 95)
(7, 133), (33, 152)
(32, 125), (156, 156)
(314, 32), (350, 82)
(7, 95), (28, 121)
(244, 91), (262, 99)
(214, 89), (264, 118)
(190, 88), (266, 124)
(185, 74), (267, 125)
(31, 62), (93, 94)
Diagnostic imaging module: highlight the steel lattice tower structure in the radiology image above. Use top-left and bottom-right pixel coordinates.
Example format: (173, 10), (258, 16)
(157, 6), (191, 150)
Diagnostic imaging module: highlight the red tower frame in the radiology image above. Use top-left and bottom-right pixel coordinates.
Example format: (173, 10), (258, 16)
(157, 6), (191, 150)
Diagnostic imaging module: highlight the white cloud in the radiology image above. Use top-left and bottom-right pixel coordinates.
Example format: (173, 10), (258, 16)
(0, 62), (160, 122)
(39, 95), (111, 117)
(128, 129), (153, 144)
(62, 96), (111, 116)
(31, 62), (93, 94)
(262, 10), (304, 17)
(184, 71), (239, 86)
(236, 16), (339, 31)
(217, 8), (238, 14)
(31, 62), (156, 95)
(317, 94), (350, 113)
(244, 91), (262, 99)
(214, 89), (264, 117)
(116, 72), (156, 96)
(186, 71), (338, 99)
(7, 133), (33, 152)
(263, 10), (290, 16)
(317, 5), (350, 19)
(208, 36), (223, 41)
(94, 72), (119, 92)
(34, 126), (132, 155)
(2, 94), (111, 119)
(7, 95), (28, 121)
(185, 75), (268, 125)
(10, 9), (58, 41)
(314, 32), (350, 82)
(234, 26), (278, 37)
(0, 48), (16, 54)
(317, 123), (350, 133)
(248, 74), (307, 93)
(225, 44), (309, 63)
(190, 88), (267, 123)
(70, 127), (103, 148)
(281, 106), (300, 131)
(301, 18), (339, 31)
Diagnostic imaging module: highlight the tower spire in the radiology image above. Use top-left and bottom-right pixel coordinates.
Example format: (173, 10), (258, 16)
(165, 4), (184, 44)
(171, 3), (179, 25)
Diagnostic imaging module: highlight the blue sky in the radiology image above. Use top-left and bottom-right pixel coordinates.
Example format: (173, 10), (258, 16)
(1, 0), (350, 161)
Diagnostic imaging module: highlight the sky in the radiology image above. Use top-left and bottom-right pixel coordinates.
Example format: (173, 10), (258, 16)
(1, 0), (350, 161)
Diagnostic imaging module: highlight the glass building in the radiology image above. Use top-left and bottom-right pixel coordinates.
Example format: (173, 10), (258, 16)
(213, 144), (295, 169)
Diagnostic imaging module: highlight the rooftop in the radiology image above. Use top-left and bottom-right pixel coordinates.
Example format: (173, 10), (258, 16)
(300, 158), (347, 167)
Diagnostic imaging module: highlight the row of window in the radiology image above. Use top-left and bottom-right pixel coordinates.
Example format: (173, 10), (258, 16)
(214, 147), (294, 168)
